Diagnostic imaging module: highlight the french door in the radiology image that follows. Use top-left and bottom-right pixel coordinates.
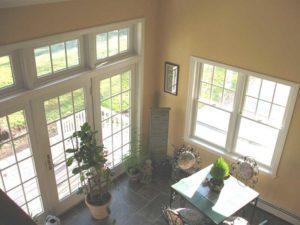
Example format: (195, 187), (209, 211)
(0, 65), (137, 217)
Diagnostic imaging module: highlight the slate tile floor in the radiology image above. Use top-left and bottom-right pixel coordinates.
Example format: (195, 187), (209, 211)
(61, 174), (292, 225)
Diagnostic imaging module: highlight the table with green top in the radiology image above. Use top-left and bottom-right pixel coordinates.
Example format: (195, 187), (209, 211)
(170, 164), (259, 224)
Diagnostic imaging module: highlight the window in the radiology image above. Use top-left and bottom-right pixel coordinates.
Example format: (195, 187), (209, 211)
(34, 39), (80, 77)
(99, 71), (131, 168)
(0, 18), (143, 217)
(0, 55), (15, 89)
(0, 110), (43, 215)
(186, 57), (299, 175)
(96, 28), (129, 60)
(44, 88), (86, 200)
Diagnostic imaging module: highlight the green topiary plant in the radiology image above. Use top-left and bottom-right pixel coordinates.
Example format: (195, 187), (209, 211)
(210, 157), (230, 180)
(209, 157), (230, 192)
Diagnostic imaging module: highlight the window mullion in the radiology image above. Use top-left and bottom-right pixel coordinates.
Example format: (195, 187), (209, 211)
(225, 73), (247, 153)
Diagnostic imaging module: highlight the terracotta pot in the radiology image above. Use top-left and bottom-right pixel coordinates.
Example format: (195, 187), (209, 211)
(85, 193), (112, 220)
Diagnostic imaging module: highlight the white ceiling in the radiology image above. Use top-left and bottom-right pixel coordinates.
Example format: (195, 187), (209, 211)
(0, 0), (71, 8)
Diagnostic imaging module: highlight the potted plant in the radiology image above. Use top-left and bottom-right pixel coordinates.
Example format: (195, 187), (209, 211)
(122, 130), (145, 181)
(66, 122), (112, 220)
(209, 157), (230, 192)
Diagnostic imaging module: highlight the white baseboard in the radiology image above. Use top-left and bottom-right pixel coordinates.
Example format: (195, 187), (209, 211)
(257, 199), (300, 225)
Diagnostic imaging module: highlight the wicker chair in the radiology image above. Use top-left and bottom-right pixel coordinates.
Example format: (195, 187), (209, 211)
(162, 205), (204, 225)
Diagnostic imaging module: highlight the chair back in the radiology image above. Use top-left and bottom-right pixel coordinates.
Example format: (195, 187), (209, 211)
(162, 205), (185, 225)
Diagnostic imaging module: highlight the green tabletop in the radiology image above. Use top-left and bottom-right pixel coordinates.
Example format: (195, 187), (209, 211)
(171, 164), (259, 224)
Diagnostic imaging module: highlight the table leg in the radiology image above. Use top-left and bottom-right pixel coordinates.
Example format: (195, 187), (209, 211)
(250, 197), (258, 224)
(169, 189), (176, 207)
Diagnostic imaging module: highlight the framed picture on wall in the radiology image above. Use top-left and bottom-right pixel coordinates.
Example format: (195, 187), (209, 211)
(164, 62), (179, 95)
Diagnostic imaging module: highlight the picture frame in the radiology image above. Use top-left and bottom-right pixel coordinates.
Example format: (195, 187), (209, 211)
(164, 62), (179, 95)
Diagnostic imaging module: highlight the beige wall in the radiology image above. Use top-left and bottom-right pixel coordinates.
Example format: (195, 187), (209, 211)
(157, 0), (300, 215)
(0, 0), (159, 147)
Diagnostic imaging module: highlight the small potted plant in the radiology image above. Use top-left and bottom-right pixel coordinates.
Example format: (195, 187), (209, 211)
(66, 122), (112, 220)
(209, 157), (230, 192)
(122, 130), (145, 181)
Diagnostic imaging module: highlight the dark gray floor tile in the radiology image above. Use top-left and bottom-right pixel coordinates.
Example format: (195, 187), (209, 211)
(138, 193), (169, 221)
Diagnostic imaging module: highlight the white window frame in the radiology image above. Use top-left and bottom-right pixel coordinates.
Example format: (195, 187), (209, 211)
(185, 56), (299, 176)
(0, 50), (25, 96)
(94, 24), (134, 64)
(0, 18), (144, 218)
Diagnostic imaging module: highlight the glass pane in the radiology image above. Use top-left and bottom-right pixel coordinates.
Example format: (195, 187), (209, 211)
(19, 158), (35, 182)
(8, 111), (27, 138)
(24, 178), (39, 201)
(0, 56), (14, 89)
(44, 98), (60, 123)
(121, 110), (130, 128)
(59, 93), (73, 118)
(274, 84), (290, 106)
(111, 74), (121, 96)
(0, 116), (10, 144)
(7, 186), (25, 206)
(66, 39), (79, 67)
(114, 149), (122, 165)
(270, 105), (285, 127)
(236, 118), (279, 166)
(103, 137), (112, 154)
(57, 181), (70, 200)
(73, 89), (85, 112)
(247, 76), (261, 98)
(122, 91), (130, 111)
(48, 122), (62, 145)
(225, 70), (238, 90)
(121, 71), (130, 91)
(75, 111), (86, 131)
(15, 135), (31, 161)
(123, 144), (130, 157)
(107, 153), (113, 168)
(101, 99), (111, 120)
(222, 89), (234, 109)
(256, 100), (271, 119)
(122, 127), (130, 145)
(111, 95), (121, 114)
(0, 142), (15, 169)
(34, 46), (52, 77)
(51, 142), (65, 165)
(62, 115), (75, 139)
(100, 78), (111, 100)
(213, 67), (225, 86)
(108, 30), (119, 56)
(113, 132), (122, 150)
(96, 33), (108, 59)
(102, 118), (112, 139)
(243, 97), (257, 118)
(2, 165), (21, 190)
(211, 85), (223, 104)
(112, 114), (121, 134)
(199, 83), (211, 102)
(70, 174), (80, 193)
(55, 163), (68, 184)
(51, 42), (66, 72)
(119, 28), (128, 52)
(196, 103), (229, 147)
(195, 123), (227, 147)
(27, 197), (42, 215)
(260, 80), (276, 102)
(197, 103), (230, 132)
(202, 64), (213, 83)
